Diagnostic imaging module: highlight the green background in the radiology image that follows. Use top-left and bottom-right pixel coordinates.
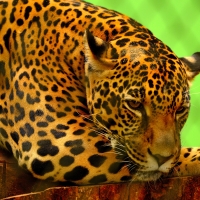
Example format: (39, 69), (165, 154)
(87, 0), (200, 147)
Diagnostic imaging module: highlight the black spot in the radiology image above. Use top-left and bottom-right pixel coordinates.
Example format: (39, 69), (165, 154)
(108, 118), (117, 126)
(70, 146), (85, 155)
(121, 58), (128, 65)
(94, 98), (101, 109)
(56, 112), (66, 118)
(35, 109), (44, 116)
(154, 90), (158, 96)
(3, 28), (11, 52)
(123, 80), (129, 88)
(65, 139), (83, 147)
(167, 54), (177, 59)
(156, 96), (162, 103)
(31, 159), (54, 176)
(184, 153), (190, 158)
(74, 9), (82, 18)
(116, 38), (130, 47)
(45, 104), (55, 112)
(15, 103), (25, 123)
(109, 162), (125, 174)
(34, 2), (42, 12)
(0, 128), (8, 138)
(89, 174), (107, 184)
(59, 155), (74, 167)
(120, 25), (129, 33)
(20, 29), (27, 57)
(15, 80), (24, 99)
(10, 7), (16, 23)
(123, 71), (129, 77)
(103, 82), (109, 88)
(38, 50), (44, 56)
(138, 40), (147, 47)
(37, 140), (59, 156)
(43, 0), (50, 7)
(132, 61), (140, 68)
(120, 176), (132, 181)
(5, 77), (10, 90)
(26, 94), (40, 105)
(74, 106), (89, 114)
(118, 86), (123, 93)
(73, 129), (85, 135)
(1, 118), (7, 126)
(112, 29), (118, 36)
(46, 115), (55, 122)
(11, 131), (19, 144)
(56, 97), (66, 103)
(88, 131), (98, 137)
(56, 124), (69, 130)
(49, 6), (56, 11)
(22, 141), (32, 152)
(21, 0), (28, 4)
(51, 129), (66, 139)
(39, 83), (48, 91)
(64, 166), (89, 181)
(56, 9), (62, 15)
(5, 142), (12, 153)
(67, 119), (77, 124)
(45, 95), (53, 101)
(24, 156), (29, 161)
(37, 122), (48, 127)
(19, 123), (34, 137)
(79, 122), (86, 127)
(102, 101), (112, 115)
(29, 111), (35, 122)
(38, 131), (47, 137)
(88, 154), (107, 167)
(24, 6), (32, 20)
(95, 141), (112, 153)
(59, 2), (70, 6)
(148, 80), (154, 88)
(10, 105), (14, 114)
(0, 61), (5, 75)
(19, 71), (30, 80)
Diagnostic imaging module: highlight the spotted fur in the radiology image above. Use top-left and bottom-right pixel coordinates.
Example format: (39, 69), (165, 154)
(0, 0), (200, 185)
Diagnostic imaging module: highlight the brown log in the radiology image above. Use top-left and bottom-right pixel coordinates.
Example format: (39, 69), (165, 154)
(1, 148), (200, 200)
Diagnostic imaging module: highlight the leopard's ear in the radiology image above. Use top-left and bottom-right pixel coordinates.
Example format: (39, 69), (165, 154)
(83, 29), (116, 74)
(180, 52), (200, 82)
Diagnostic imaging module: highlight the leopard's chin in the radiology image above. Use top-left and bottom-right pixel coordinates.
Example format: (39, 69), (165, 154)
(134, 171), (163, 181)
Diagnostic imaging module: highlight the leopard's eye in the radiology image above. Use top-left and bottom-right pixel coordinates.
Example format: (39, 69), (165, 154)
(126, 100), (141, 110)
(176, 106), (185, 114)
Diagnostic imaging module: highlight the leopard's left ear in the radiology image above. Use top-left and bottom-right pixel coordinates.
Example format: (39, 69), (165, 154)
(180, 52), (200, 81)
(83, 29), (116, 75)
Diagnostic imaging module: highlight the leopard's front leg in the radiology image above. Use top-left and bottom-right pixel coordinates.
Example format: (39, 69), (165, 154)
(171, 147), (200, 177)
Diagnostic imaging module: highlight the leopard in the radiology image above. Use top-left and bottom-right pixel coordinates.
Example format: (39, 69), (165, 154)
(0, 0), (200, 185)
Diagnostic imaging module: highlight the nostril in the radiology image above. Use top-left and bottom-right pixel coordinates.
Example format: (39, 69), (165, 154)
(153, 154), (173, 167)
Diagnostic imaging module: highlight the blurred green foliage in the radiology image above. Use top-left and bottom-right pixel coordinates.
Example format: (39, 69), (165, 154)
(86, 0), (200, 147)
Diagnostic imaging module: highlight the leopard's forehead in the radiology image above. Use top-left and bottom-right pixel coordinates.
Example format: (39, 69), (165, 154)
(97, 44), (189, 113)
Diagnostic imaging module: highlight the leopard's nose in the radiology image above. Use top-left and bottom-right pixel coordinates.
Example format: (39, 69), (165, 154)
(153, 154), (173, 167)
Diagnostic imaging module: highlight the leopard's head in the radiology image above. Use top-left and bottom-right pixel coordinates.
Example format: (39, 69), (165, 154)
(84, 29), (200, 180)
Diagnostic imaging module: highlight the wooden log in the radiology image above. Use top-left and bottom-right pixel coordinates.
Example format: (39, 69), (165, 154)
(1, 148), (200, 200)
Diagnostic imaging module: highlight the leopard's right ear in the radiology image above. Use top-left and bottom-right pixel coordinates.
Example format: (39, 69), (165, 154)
(180, 52), (200, 82)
